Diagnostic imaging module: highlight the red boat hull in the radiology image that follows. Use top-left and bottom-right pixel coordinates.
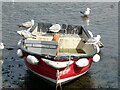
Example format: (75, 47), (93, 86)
(21, 50), (93, 85)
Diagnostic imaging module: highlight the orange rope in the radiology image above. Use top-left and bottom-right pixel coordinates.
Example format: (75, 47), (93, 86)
(53, 33), (59, 56)
(53, 33), (59, 42)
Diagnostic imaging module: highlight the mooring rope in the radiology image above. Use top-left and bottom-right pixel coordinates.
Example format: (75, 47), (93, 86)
(56, 69), (62, 90)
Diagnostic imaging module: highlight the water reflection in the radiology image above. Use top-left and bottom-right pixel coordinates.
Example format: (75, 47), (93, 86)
(81, 16), (90, 26)
(23, 70), (55, 90)
(22, 70), (94, 90)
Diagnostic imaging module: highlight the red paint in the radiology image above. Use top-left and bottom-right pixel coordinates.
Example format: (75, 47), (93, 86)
(22, 50), (93, 83)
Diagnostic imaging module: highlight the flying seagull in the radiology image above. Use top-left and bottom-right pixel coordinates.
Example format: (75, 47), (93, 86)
(17, 19), (35, 28)
(49, 24), (61, 33)
(0, 42), (4, 50)
(80, 8), (91, 16)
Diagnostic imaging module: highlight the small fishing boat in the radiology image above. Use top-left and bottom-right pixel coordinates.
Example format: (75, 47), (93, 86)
(17, 21), (103, 86)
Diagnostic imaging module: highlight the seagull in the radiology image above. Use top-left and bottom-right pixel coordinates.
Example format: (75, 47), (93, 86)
(17, 19), (35, 28)
(86, 35), (104, 48)
(17, 26), (33, 38)
(86, 35), (101, 44)
(49, 24), (61, 33)
(81, 16), (90, 25)
(80, 8), (91, 16)
(0, 42), (4, 50)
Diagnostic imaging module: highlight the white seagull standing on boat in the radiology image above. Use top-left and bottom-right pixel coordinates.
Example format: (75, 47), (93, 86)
(17, 19), (35, 28)
(87, 35), (101, 44)
(17, 27), (32, 37)
(49, 24), (61, 33)
(80, 8), (91, 16)
(0, 42), (4, 50)
(17, 19), (35, 37)
(86, 34), (104, 48)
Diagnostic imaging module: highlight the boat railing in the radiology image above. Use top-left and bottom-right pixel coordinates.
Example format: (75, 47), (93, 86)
(24, 39), (58, 56)
(81, 25), (91, 38)
(38, 22), (52, 32)
(37, 22), (84, 35)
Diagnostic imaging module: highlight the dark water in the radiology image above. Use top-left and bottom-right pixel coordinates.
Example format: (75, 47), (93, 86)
(1, 2), (118, 89)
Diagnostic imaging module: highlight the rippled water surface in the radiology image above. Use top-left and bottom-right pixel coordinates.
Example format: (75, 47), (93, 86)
(1, 2), (118, 89)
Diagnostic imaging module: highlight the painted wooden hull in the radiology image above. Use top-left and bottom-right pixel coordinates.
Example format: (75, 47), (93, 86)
(17, 22), (103, 86)
(20, 49), (93, 85)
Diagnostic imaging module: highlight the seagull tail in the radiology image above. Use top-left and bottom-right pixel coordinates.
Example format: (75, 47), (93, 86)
(17, 24), (23, 28)
(80, 11), (84, 15)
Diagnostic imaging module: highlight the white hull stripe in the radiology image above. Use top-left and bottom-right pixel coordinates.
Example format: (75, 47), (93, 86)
(28, 67), (88, 84)
(57, 70), (88, 84)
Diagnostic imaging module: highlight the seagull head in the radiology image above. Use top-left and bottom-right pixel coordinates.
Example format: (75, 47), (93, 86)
(96, 35), (101, 40)
(87, 8), (91, 11)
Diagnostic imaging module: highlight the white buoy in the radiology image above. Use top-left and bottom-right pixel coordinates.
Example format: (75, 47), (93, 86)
(93, 54), (100, 62)
(17, 49), (23, 57)
(27, 55), (39, 65)
(42, 58), (73, 69)
(76, 58), (89, 67)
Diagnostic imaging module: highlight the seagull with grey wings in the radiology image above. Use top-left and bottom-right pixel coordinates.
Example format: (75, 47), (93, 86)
(80, 8), (91, 17)
(17, 19), (35, 38)
(17, 19), (34, 28)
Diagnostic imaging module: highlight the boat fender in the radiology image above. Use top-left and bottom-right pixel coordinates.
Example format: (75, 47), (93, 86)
(92, 54), (100, 62)
(42, 58), (73, 69)
(76, 58), (89, 67)
(27, 55), (39, 65)
(17, 49), (23, 57)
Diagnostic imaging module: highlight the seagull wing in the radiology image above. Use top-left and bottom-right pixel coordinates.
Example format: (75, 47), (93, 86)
(80, 8), (90, 16)
(18, 20), (34, 28)
(49, 24), (61, 32)
(22, 21), (32, 28)
(84, 10), (90, 15)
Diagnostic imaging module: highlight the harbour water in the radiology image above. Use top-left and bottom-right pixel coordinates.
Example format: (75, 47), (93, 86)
(1, 2), (118, 89)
